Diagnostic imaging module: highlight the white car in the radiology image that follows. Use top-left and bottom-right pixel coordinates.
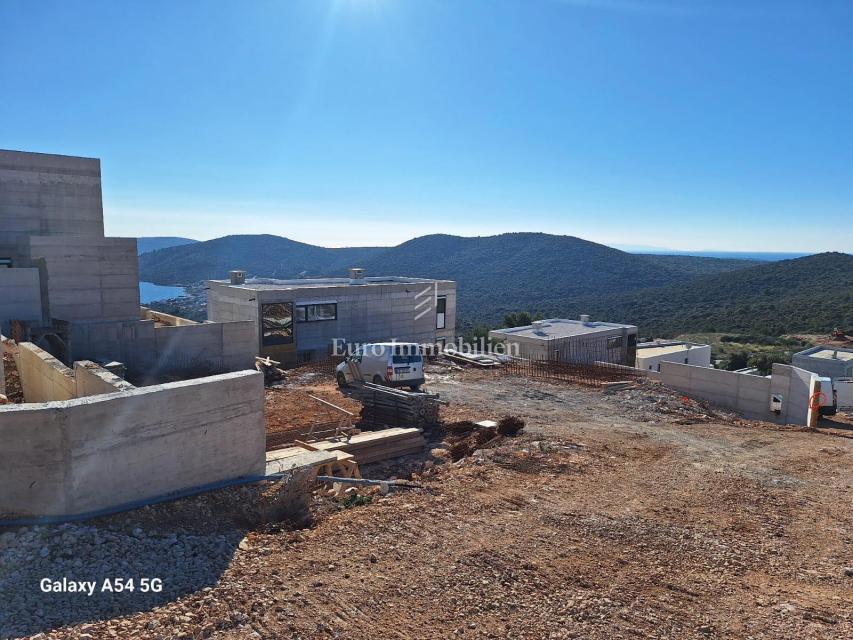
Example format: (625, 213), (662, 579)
(336, 342), (425, 390)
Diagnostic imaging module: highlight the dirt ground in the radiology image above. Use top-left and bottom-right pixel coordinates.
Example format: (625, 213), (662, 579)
(264, 370), (363, 449)
(8, 366), (853, 639)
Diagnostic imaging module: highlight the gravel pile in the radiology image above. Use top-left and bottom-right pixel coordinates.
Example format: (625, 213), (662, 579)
(0, 523), (242, 638)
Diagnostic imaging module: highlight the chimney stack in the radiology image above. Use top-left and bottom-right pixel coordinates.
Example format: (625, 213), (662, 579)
(230, 270), (246, 285)
(579, 314), (590, 324)
(349, 267), (365, 280)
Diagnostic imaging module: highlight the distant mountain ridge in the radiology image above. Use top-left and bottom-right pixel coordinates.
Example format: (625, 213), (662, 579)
(137, 236), (198, 255)
(137, 233), (852, 337)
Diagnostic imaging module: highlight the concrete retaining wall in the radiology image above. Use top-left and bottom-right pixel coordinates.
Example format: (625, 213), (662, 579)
(13, 343), (136, 402)
(73, 361), (135, 397)
(0, 370), (265, 517)
(14, 342), (76, 402)
(660, 362), (773, 421)
(660, 362), (817, 426)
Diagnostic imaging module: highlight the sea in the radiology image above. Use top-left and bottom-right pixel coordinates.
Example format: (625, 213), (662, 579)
(139, 281), (187, 303)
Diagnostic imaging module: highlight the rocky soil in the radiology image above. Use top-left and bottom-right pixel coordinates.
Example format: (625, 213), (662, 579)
(2, 367), (851, 639)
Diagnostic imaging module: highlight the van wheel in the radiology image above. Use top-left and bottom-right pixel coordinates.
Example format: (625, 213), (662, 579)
(373, 374), (385, 386)
(337, 372), (349, 388)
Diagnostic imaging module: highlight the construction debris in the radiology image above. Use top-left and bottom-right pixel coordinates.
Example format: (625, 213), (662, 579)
(267, 427), (427, 466)
(349, 382), (442, 429)
(443, 416), (526, 460)
(443, 348), (501, 368)
(255, 356), (285, 385)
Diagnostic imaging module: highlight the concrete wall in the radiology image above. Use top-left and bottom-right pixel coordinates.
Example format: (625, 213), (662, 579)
(20, 235), (140, 322)
(73, 360), (135, 397)
(660, 361), (817, 426)
(0, 150), (104, 260)
(769, 364), (815, 427)
(0, 370), (265, 517)
(12, 343), (135, 402)
(13, 341), (76, 402)
(67, 317), (257, 381)
(660, 362), (773, 421)
(0, 267), (43, 332)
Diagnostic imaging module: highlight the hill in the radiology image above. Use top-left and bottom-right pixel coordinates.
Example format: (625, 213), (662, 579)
(138, 232), (751, 297)
(137, 236), (198, 255)
(353, 234), (759, 318)
(552, 253), (853, 337)
(138, 233), (850, 337)
(138, 234), (385, 283)
(637, 254), (760, 277)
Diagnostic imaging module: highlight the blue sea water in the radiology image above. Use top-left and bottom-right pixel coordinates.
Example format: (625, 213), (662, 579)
(139, 281), (187, 303)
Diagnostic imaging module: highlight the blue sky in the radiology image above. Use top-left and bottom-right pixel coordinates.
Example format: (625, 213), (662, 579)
(1, 0), (851, 251)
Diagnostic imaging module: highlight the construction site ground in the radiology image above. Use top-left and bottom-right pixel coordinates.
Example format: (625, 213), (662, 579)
(2, 365), (852, 639)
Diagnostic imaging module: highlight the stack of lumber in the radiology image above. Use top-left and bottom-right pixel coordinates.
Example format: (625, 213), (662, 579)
(267, 427), (426, 466)
(349, 382), (441, 428)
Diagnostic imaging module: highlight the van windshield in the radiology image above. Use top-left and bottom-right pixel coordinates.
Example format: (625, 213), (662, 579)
(392, 345), (422, 364)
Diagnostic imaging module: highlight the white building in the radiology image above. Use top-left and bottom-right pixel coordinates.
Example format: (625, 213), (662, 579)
(635, 340), (712, 372)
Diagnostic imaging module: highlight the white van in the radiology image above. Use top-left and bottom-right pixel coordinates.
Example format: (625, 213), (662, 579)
(336, 342), (425, 390)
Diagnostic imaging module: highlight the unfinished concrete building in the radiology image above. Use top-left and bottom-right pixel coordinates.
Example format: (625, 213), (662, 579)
(792, 346), (853, 380)
(207, 269), (457, 366)
(489, 316), (638, 365)
(0, 149), (256, 380)
(0, 150), (276, 520)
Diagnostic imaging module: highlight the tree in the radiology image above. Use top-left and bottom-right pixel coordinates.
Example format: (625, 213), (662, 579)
(503, 312), (532, 328)
(749, 352), (788, 376)
(725, 351), (749, 371)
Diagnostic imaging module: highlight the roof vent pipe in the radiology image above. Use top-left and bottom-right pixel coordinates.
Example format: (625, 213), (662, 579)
(230, 270), (246, 285)
(579, 314), (590, 324)
(349, 267), (365, 280)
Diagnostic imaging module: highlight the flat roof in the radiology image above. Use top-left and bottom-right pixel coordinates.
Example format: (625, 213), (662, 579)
(490, 318), (637, 340)
(800, 347), (853, 362)
(211, 275), (453, 291)
(636, 340), (709, 358)
(637, 344), (693, 357)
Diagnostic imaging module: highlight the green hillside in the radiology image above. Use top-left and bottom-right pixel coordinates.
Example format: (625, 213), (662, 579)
(537, 253), (853, 338)
(137, 233), (850, 338)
